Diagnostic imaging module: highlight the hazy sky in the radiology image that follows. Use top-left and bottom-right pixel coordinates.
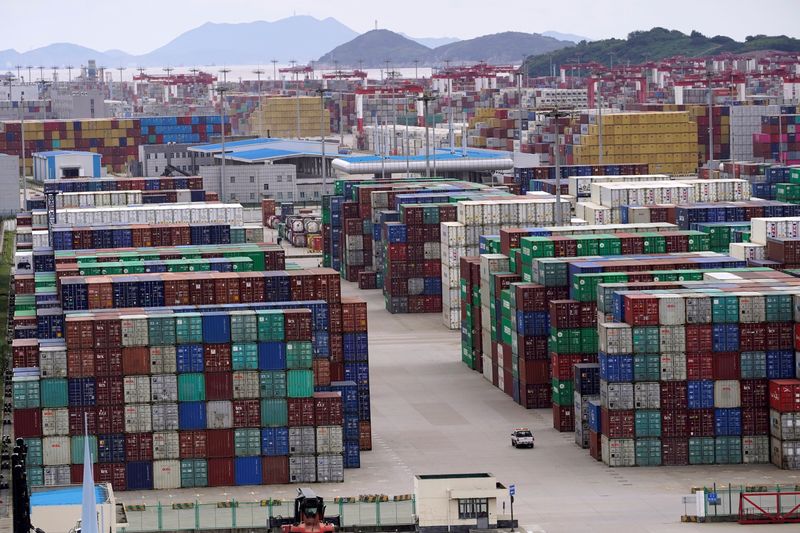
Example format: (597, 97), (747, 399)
(2, 0), (798, 53)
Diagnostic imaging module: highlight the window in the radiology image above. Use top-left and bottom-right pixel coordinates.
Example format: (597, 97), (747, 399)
(277, 175), (282, 182)
(314, 191), (320, 198)
(286, 175), (292, 182)
(230, 176), (236, 183)
(154, 166), (158, 173)
(263, 184), (269, 190)
(458, 499), (488, 520)
(249, 176), (255, 183)
(277, 192), (283, 199)
(230, 193), (236, 200)
(300, 191), (305, 199)
(250, 193), (255, 200)
(287, 192), (293, 199)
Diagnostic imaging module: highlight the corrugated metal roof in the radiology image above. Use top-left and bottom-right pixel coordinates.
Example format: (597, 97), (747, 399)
(33, 150), (100, 157)
(339, 148), (510, 163)
(190, 138), (277, 153)
(31, 485), (109, 506)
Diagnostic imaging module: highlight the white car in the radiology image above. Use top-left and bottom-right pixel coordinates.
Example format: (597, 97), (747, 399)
(511, 428), (534, 448)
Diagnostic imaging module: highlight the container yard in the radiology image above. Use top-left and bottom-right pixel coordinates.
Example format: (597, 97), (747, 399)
(6, 12), (800, 532)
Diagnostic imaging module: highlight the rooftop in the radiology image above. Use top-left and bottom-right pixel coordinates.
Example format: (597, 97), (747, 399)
(189, 137), (340, 163)
(332, 148), (514, 174)
(33, 150), (100, 158)
(31, 485), (109, 506)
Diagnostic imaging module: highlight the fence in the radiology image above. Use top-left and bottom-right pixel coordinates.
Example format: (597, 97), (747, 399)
(121, 498), (415, 532)
(700, 483), (800, 521)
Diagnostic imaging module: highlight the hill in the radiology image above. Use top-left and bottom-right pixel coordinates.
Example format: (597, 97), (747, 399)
(317, 30), (432, 67)
(524, 27), (800, 76)
(431, 31), (571, 64)
(542, 31), (590, 44)
(400, 34), (461, 48)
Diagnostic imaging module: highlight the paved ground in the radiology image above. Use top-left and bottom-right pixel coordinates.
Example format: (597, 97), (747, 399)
(121, 269), (800, 532)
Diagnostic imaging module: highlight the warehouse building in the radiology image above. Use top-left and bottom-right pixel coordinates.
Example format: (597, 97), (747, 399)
(30, 483), (125, 533)
(191, 138), (338, 205)
(0, 153), (19, 215)
(137, 143), (217, 176)
(32, 150), (102, 180)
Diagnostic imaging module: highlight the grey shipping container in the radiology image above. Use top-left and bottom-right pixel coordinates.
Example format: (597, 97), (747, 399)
(600, 381), (634, 410)
(289, 455), (317, 483)
(206, 401), (233, 429)
(633, 382), (660, 409)
(601, 436), (635, 467)
(742, 435), (770, 464)
(153, 432), (180, 460)
(315, 426), (343, 454)
(43, 465), (71, 486)
(151, 403), (180, 432)
(289, 427), (316, 455)
(151, 374), (178, 403)
(150, 346), (177, 374)
(316, 454), (344, 482)
(770, 410), (800, 441)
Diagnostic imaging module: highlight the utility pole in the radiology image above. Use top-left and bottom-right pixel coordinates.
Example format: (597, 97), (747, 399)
(271, 59), (278, 82)
(66, 65), (73, 83)
(316, 88), (327, 191)
(598, 94), (604, 166)
(414, 59), (419, 80)
(215, 84), (229, 201)
(20, 93), (27, 205)
(253, 68), (264, 96)
(417, 92), (437, 177)
(544, 107), (568, 225)
(706, 66), (714, 166)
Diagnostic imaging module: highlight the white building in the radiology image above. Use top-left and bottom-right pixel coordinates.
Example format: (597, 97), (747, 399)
(33, 150), (102, 180)
(0, 153), (20, 215)
(30, 483), (126, 533)
(137, 143), (216, 176)
(414, 473), (509, 533)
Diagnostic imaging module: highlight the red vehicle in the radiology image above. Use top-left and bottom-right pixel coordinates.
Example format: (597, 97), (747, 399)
(270, 489), (340, 533)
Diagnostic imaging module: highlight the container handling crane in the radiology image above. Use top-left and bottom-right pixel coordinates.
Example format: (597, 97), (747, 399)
(269, 488), (340, 533)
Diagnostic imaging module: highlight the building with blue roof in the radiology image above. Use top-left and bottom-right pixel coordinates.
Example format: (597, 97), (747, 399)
(33, 150), (102, 181)
(30, 482), (126, 533)
(332, 147), (514, 177)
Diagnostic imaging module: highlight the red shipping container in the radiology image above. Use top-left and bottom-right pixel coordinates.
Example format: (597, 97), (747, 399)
(94, 319), (122, 349)
(520, 359), (550, 384)
(739, 324), (766, 351)
(96, 406), (125, 434)
(503, 369), (513, 397)
(204, 344), (232, 372)
(313, 359), (331, 387)
(232, 399), (261, 428)
(740, 379), (768, 408)
(283, 309), (313, 340)
(685, 325), (712, 353)
(516, 335), (548, 360)
(121, 347), (150, 375)
(329, 361), (344, 382)
(551, 354), (592, 381)
(13, 408), (42, 437)
(742, 407), (769, 435)
(661, 409), (689, 438)
(588, 430), (602, 461)
(262, 455), (290, 484)
(70, 463), (98, 485)
(313, 392), (343, 426)
(624, 294), (659, 326)
(12, 339), (39, 368)
(686, 353), (713, 380)
(95, 348), (123, 377)
(179, 431), (208, 458)
(687, 408), (714, 437)
(523, 383), (551, 409)
(359, 420), (372, 450)
(208, 458), (235, 487)
(288, 398), (315, 426)
(661, 437), (689, 466)
(601, 408), (635, 438)
(552, 404), (574, 432)
(711, 352), (741, 380)
(96, 377), (124, 406)
(501, 345), (512, 372)
(68, 407), (97, 436)
(96, 463), (126, 492)
(205, 372), (233, 401)
(125, 433), (153, 461)
(67, 348), (95, 377)
(769, 379), (800, 413)
(206, 429), (234, 458)
(660, 382), (688, 410)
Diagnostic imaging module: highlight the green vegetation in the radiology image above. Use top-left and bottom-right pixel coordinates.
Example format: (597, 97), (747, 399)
(0, 231), (12, 368)
(524, 28), (800, 76)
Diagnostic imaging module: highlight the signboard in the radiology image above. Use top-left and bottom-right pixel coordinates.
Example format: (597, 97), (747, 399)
(509, 484), (516, 497)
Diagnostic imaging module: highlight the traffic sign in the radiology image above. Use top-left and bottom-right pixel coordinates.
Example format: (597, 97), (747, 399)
(509, 484), (516, 496)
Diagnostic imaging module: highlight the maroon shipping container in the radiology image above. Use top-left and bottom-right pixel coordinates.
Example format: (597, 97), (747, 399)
(96, 463), (126, 492)
(502, 369), (513, 397)
(624, 294), (659, 326)
(283, 309), (313, 340)
(208, 458), (235, 487)
(121, 347), (150, 375)
(549, 300), (580, 329)
(94, 319), (122, 349)
(95, 348), (123, 377)
(516, 335), (549, 360)
(601, 408), (635, 438)
(125, 433), (153, 461)
(205, 372), (233, 401)
(588, 430), (602, 461)
(520, 359), (550, 384)
(687, 408), (714, 437)
(204, 344), (232, 372)
(329, 361), (344, 383)
(179, 431), (207, 458)
(686, 353), (713, 380)
(313, 359), (331, 387)
(523, 383), (551, 409)
(71, 463), (98, 485)
(661, 409), (689, 438)
(661, 437), (689, 466)
(660, 382), (688, 410)
(68, 407), (97, 436)
(740, 379), (769, 408)
(67, 348), (95, 377)
(685, 325), (712, 353)
(552, 404), (574, 432)
(96, 406), (125, 434)
(359, 420), (372, 450)
(232, 400), (261, 428)
(766, 323), (793, 350)
(769, 379), (800, 413)
(206, 429), (235, 458)
(12, 339), (39, 368)
(96, 377), (124, 406)
(711, 352), (741, 380)
(313, 392), (343, 426)
(341, 300), (368, 332)
(739, 324), (766, 351)
(13, 408), (42, 437)
(288, 398), (315, 427)
(551, 354), (593, 381)
(742, 407), (769, 435)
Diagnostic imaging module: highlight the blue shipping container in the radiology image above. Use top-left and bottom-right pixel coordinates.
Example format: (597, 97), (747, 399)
(179, 402), (207, 430)
(126, 461), (154, 490)
(260, 427), (289, 456)
(202, 313), (231, 343)
(176, 345), (204, 373)
(688, 380), (714, 409)
(234, 457), (263, 485)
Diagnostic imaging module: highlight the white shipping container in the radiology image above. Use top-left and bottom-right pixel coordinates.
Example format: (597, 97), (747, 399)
(124, 376), (151, 403)
(153, 460), (182, 490)
(39, 345), (67, 378)
(149, 346), (177, 374)
(657, 295), (686, 325)
(315, 426), (344, 454)
(658, 326), (686, 352)
(153, 431), (180, 460)
(232, 371), (260, 399)
(714, 380), (741, 408)
(42, 436), (70, 466)
(729, 242), (765, 261)
(598, 323), (633, 354)
(41, 408), (69, 436)
(124, 404), (153, 433)
(121, 315), (149, 347)
(150, 374), (178, 403)
(659, 353), (687, 381)
(601, 436), (635, 467)
(151, 403), (180, 432)
(206, 401), (233, 429)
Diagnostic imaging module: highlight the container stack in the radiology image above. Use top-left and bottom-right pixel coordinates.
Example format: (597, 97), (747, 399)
(574, 363), (600, 449)
(516, 164), (650, 196)
(769, 379), (800, 470)
(752, 108), (800, 165)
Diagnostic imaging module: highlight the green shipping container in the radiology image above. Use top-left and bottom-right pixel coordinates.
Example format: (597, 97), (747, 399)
(257, 311), (285, 341)
(13, 380), (41, 409)
(23, 438), (43, 466)
(521, 236), (555, 259)
(148, 316), (177, 345)
(765, 294), (793, 322)
(639, 233), (666, 254)
(711, 295), (739, 323)
(740, 351), (766, 379)
(633, 355), (661, 382)
(234, 428), (261, 456)
(714, 436), (742, 464)
(70, 436), (98, 464)
(40, 378), (68, 408)
(689, 437), (715, 465)
(175, 313), (203, 344)
(181, 459), (208, 488)
(461, 345), (474, 369)
(286, 342), (313, 369)
(551, 379), (574, 406)
(287, 370), (314, 398)
(632, 327), (659, 354)
(27, 467), (44, 488)
(231, 311), (258, 343)
(634, 410), (662, 438)
(232, 344), (259, 370)
(178, 374), (206, 402)
(261, 398), (288, 427)
(635, 438), (662, 466)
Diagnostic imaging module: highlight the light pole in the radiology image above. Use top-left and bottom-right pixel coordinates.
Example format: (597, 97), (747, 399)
(20, 93), (27, 204)
(215, 84), (229, 201)
(417, 92), (437, 177)
(316, 88), (327, 191)
(706, 66), (714, 166)
(253, 68), (264, 95)
(271, 59), (278, 82)
(66, 65), (73, 83)
(544, 107), (569, 225)
(597, 95), (604, 166)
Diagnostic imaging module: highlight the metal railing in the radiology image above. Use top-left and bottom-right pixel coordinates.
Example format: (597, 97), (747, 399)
(701, 484), (800, 521)
(121, 497), (416, 532)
